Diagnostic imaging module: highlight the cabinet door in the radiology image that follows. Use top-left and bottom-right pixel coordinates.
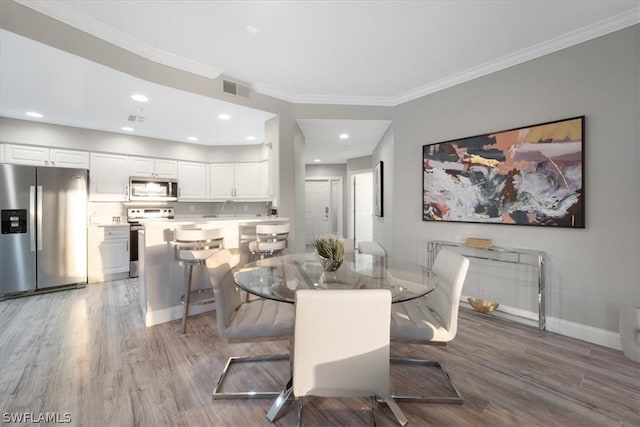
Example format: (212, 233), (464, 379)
(129, 156), (155, 177)
(178, 161), (208, 200)
(0, 144), (4, 163)
(99, 239), (130, 275)
(5, 144), (49, 166)
(234, 163), (261, 198)
(209, 163), (235, 199)
(259, 161), (270, 198)
(49, 148), (89, 169)
(90, 153), (130, 201)
(154, 159), (178, 179)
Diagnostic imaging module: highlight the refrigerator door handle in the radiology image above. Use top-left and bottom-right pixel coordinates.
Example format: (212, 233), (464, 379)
(37, 185), (43, 251)
(29, 185), (36, 252)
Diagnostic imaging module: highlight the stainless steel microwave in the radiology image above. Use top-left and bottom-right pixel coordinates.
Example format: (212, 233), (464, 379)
(129, 177), (178, 201)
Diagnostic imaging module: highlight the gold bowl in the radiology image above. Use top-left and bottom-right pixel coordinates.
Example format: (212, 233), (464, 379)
(467, 297), (499, 313)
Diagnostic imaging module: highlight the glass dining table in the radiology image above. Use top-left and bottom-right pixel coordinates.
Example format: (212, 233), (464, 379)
(233, 252), (438, 422)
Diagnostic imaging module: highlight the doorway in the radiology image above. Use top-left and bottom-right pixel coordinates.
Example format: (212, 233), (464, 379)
(350, 170), (373, 247)
(304, 177), (343, 244)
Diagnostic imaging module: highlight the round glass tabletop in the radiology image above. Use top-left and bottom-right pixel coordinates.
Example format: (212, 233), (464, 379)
(233, 252), (437, 304)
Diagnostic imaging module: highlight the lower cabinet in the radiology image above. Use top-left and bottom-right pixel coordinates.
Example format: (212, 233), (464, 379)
(88, 225), (130, 283)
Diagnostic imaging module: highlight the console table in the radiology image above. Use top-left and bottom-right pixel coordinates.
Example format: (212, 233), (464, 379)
(427, 240), (546, 332)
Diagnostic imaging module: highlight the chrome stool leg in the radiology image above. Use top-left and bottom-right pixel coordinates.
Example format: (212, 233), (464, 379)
(181, 262), (194, 334)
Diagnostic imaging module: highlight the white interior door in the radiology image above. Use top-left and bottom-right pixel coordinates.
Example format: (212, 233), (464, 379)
(354, 171), (373, 246)
(305, 180), (331, 244)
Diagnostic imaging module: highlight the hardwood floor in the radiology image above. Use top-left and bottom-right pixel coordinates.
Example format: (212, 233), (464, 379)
(1, 279), (638, 426)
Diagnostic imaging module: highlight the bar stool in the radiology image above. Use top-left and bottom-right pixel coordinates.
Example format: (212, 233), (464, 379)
(248, 223), (290, 261)
(174, 227), (224, 333)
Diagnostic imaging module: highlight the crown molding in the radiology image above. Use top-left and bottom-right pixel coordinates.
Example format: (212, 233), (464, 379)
(15, 0), (223, 80)
(392, 7), (640, 106)
(16, 1), (639, 107)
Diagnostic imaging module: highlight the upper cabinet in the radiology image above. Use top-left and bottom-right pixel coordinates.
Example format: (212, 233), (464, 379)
(129, 156), (177, 179)
(177, 161), (209, 200)
(5, 144), (89, 169)
(90, 153), (129, 201)
(259, 161), (270, 198)
(210, 162), (267, 200)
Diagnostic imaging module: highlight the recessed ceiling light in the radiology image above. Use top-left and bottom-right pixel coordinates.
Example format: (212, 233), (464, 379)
(246, 25), (259, 34)
(246, 135), (257, 141)
(121, 126), (134, 132)
(339, 133), (350, 140)
(187, 137), (198, 142)
(314, 159), (321, 163)
(25, 111), (43, 118)
(218, 113), (231, 120)
(131, 93), (149, 103)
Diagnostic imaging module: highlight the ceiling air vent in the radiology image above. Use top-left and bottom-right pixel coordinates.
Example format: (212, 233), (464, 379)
(223, 80), (250, 98)
(127, 115), (146, 122)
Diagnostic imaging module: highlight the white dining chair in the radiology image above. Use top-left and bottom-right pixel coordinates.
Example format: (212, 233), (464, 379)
(206, 249), (295, 399)
(390, 249), (470, 404)
(293, 289), (408, 426)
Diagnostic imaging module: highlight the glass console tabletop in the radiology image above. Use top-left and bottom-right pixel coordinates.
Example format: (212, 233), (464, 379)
(233, 252), (437, 304)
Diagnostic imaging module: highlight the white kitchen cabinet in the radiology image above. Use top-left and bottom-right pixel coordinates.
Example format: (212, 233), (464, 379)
(209, 163), (235, 198)
(90, 152), (130, 201)
(49, 148), (90, 169)
(4, 144), (89, 168)
(88, 225), (130, 283)
(0, 144), (5, 163)
(259, 161), (270, 198)
(177, 161), (209, 200)
(210, 162), (264, 200)
(129, 156), (178, 179)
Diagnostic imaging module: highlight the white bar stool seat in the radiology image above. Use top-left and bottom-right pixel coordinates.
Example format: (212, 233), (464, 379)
(249, 223), (290, 261)
(174, 226), (225, 333)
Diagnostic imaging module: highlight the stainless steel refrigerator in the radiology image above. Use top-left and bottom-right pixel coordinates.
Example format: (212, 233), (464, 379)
(1, 164), (88, 297)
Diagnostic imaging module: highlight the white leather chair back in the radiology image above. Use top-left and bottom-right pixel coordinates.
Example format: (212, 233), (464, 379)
(205, 249), (242, 335)
(429, 250), (470, 338)
(293, 289), (392, 399)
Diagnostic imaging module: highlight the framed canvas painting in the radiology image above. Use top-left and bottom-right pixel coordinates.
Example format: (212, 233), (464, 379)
(422, 116), (584, 228)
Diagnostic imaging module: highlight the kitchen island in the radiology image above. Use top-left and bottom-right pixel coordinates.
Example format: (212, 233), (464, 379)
(138, 216), (288, 327)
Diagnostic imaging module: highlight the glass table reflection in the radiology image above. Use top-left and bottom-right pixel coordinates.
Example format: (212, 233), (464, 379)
(234, 252), (437, 304)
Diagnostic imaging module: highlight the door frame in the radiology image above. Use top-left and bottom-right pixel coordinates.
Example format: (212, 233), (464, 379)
(348, 168), (374, 242)
(304, 176), (344, 240)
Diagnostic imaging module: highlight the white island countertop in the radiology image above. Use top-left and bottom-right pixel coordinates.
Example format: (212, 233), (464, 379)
(138, 216), (288, 327)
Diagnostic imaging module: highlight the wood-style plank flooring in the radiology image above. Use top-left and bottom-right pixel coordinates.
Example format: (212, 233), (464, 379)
(1, 279), (638, 426)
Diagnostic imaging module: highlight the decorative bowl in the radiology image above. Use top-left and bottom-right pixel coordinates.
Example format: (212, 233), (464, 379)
(467, 297), (499, 313)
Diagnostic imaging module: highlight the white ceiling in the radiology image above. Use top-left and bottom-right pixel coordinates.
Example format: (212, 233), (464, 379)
(297, 119), (392, 164)
(18, 0), (639, 105)
(0, 30), (275, 147)
(2, 1), (639, 164)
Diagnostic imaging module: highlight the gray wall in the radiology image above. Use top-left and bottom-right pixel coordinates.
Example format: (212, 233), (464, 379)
(392, 25), (640, 332)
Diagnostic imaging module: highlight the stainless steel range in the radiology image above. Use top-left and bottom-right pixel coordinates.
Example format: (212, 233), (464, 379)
(127, 207), (174, 278)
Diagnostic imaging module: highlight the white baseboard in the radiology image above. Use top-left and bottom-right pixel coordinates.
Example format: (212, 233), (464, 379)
(546, 316), (621, 351)
(460, 295), (621, 350)
(145, 302), (216, 327)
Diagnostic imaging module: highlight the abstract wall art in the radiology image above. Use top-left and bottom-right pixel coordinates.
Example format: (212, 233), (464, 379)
(422, 116), (584, 228)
